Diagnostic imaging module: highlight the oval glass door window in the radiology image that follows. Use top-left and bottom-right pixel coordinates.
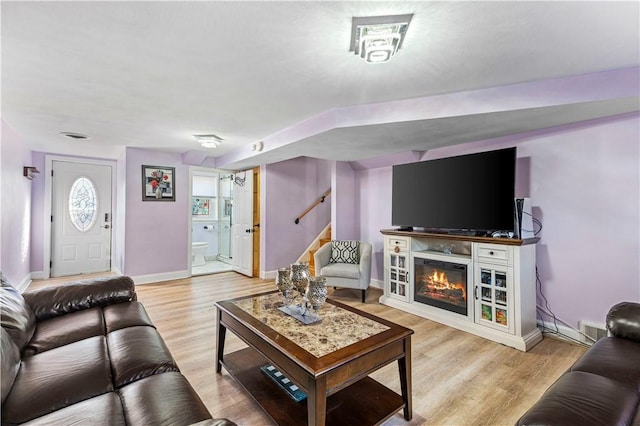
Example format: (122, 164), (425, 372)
(68, 177), (98, 231)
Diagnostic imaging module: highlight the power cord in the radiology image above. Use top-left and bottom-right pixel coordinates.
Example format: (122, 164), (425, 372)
(535, 266), (593, 347)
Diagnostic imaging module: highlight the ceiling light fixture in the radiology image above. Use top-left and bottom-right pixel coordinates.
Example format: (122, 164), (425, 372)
(350, 14), (413, 64)
(194, 134), (224, 148)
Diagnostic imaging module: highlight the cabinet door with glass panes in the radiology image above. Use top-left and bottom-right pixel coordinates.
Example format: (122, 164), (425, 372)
(474, 265), (515, 334)
(387, 250), (410, 301)
(384, 236), (410, 301)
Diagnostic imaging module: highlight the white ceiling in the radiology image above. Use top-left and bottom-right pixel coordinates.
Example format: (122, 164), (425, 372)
(2, 1), (639, 170)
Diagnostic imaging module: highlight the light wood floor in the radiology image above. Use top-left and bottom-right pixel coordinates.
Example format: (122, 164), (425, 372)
(29, 272), (586, 426)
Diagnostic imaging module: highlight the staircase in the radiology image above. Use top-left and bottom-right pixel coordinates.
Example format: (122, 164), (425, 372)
(299, 225), (331, 276)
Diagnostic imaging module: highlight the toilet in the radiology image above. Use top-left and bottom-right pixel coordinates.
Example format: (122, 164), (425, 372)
(192, 242), (208, 266)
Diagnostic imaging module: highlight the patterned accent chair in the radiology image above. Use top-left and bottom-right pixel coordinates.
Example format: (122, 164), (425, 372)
(314, 241), (372, 303)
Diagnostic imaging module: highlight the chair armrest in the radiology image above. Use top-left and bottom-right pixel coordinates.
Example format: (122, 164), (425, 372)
(24, 276), (136, 321)
(314, 243), (332, 272)
(606, 302), (640, 342)
(358, 243), (372, 286)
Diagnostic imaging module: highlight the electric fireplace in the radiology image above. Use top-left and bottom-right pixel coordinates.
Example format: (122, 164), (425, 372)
(414, 258), (468, 316)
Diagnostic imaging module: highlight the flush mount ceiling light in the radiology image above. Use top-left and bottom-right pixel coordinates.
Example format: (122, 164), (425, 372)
(60, 132), (90, 140)
(350, 14), (413, 64)
(194, 134), (224, 148)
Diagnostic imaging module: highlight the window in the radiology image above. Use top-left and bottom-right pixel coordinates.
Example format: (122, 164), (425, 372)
(68, 177), (98, 231)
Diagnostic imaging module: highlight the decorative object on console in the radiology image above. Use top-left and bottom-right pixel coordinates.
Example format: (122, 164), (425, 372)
(23, 166), (40, 180)
(142, 165), (175, 201)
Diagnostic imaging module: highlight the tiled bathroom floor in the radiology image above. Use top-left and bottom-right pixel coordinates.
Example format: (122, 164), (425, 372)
(192, 260), (233, 276)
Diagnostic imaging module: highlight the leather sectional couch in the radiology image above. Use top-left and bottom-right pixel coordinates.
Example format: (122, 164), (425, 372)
(1, 275), (234, 425)
(517, 301), (640, 425)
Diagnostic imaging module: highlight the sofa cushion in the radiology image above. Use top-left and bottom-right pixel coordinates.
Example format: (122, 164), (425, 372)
(329, 240), (360, 264)
(108, 326), (179, 388)
(1, 328), (21, 405)
(23, 307), (105, 357)
(1, 336), (113, 424)
(320, 263), (361, 279)
(118, 371), (212, 426)
(104, 301), (155, 333)
(570, 337), (640, 389)
(517, 371), (638, 426)
(1, 278), (36, 352)
(19, 393), (126, 426)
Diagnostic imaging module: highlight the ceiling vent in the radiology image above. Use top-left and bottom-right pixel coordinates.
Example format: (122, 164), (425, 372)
(60, 132), (90, 140)
(350, 14), (413, 64)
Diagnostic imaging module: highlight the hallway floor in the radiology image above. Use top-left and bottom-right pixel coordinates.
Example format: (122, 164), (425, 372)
(192, 260), (233, 276)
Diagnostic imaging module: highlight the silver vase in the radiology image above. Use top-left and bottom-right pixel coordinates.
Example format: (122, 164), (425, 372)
(290, 262), (310, 296)
(307, 276), (327, 314)
(275, 267), (292, 306)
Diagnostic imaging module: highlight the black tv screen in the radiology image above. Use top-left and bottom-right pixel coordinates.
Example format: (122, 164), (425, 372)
(392, 147), (516, 232)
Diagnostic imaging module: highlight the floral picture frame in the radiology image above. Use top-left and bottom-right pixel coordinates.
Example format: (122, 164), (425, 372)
(142, 165), (175, 201)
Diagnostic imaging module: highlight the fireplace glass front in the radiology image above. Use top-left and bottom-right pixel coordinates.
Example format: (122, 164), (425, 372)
(414, 258), (468, 316)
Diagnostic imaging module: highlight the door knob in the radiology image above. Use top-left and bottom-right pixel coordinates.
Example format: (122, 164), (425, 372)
(101, 225), (111, 229)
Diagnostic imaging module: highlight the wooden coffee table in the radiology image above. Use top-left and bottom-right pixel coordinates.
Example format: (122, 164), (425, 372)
(215, 291), (413, 426)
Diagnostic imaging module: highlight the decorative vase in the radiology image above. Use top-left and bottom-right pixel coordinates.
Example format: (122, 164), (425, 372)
(307, 276), (327, 314)
(275, 267), (292, 306)
(155, 186), (162, 198)
(290, 262), (310, 296)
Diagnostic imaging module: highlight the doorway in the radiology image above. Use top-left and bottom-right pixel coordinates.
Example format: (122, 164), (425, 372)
(190, 169), (233, 276)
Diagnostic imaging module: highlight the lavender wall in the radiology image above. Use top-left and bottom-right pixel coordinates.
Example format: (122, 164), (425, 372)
(29, 152), (46, 274)
(1, 120), (33, 287)
(356, 113), (640, 328)
(123, 148), (190, 276)
(332, 161), (357, 240)
(263, 157), (331, 272)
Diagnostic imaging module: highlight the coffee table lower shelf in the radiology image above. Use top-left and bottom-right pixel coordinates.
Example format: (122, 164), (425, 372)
(221, 347), (405, 426)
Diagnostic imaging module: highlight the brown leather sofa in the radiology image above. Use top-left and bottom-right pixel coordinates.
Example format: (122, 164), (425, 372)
(1, 275), (234, 426)
(516, 301), (640, 426)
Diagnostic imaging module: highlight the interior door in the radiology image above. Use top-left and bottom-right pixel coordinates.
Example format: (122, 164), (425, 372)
(51, 161), (112, 277)
(232, 169), (254, 276)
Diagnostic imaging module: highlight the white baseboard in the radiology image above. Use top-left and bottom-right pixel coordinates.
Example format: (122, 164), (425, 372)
(132, 270), (190, 285)
(537, 320), (587, 343)
(16, 274), (32, 293)
(262, 270), (277, 280)
(369, 278), (383, 290)
(30, 270), (46, 280)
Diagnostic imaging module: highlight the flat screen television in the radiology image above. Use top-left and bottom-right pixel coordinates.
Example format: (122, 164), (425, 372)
(391, 147), (516, 234)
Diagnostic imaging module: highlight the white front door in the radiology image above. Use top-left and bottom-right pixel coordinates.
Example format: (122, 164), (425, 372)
(232, 169), (253, 276)
(51, 161), (112, 277)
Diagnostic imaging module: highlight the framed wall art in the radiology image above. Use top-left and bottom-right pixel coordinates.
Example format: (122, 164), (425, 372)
(142, 165), (175, 201)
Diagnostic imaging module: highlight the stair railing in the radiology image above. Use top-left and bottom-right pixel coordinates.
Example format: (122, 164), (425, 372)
(294, 189), (331, 224)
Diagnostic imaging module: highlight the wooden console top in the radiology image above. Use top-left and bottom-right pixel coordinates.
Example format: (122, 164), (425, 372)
(380, 229), (539, 246)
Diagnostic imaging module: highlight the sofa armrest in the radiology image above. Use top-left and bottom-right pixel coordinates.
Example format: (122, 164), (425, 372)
(23, 276), (137, 321)
(606, 302), (640, 343)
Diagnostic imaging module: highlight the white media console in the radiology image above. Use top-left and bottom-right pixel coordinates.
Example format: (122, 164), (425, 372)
(380, 229), (542, 351)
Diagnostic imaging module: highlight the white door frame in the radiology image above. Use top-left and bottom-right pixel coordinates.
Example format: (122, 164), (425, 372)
(42, 155), (117, 279)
